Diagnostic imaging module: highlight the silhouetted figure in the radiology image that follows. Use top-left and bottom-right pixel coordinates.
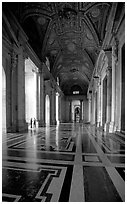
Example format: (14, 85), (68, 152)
(34, 118), (36, 128)
(30, 118), (32, 128)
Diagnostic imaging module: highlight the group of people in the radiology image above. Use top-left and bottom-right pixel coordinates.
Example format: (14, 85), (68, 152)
(30, 118), (36, 128)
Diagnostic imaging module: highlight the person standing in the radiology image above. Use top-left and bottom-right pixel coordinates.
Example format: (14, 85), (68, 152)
(34, 118), (36, 128)
(30, 118), (32, 128)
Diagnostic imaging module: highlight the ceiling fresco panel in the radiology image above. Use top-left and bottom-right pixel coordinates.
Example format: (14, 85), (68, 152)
(3, 2), (117, 95)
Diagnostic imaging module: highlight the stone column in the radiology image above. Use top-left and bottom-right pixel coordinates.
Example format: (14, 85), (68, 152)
(80, 100), (83, 122)
(105, 67), (112, 132)
(91, 92), (95, 125)
(102, 76), (107, 129)
(17, 46), (28, 132)
(69, 100), (72, 122)
(50, 88), (56, 125)
(10, 50), (18, 132)
(109, 41), (117, 132)
(36, 71), (40, 125)
(53, 89), (56, 125)
(59, 95), (63, 123)
(39, 64), (45, 126)
(88, 94), (92, 123)
(97, 79), (101, 127)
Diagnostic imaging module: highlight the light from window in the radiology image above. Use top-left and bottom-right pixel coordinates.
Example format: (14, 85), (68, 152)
(73, 91), (79, 94)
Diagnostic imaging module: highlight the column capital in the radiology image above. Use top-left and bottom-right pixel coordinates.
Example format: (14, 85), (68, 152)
(106, 66), (112, 76)
(11, 51), (18, 72)
(112, 36), (119, 62)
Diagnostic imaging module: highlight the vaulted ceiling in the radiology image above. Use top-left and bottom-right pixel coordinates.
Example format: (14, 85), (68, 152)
(4, 2), (113, 95)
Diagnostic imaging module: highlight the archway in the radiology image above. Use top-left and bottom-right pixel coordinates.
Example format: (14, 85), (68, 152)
(45, 95), (50, 125)
(25, 58), (37, 128)
(74, 106), (80, 122)
(72, 100), (80, 122)
(2, 67), (6, 132)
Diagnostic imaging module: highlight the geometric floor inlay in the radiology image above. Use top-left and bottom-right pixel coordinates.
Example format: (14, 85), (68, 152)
(2, 123), (125, 202)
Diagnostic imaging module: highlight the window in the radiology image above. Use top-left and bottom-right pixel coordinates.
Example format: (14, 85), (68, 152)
(73, 91), (79, 94)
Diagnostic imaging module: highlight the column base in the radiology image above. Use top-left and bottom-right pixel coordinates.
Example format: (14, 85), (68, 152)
(7, 121), (28, 133)
(109, 122), (115, 133)
(104, 122), (110, 132)
(50, 120), (57, 125)
(39, 120), (45, 127)
(97, 122), (101, 127)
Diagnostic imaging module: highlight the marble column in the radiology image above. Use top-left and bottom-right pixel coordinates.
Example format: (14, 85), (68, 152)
(53, 89), (56, 125)
(17, 47), (28, 132)
(88, 94), (92, 123)
(105, 67), (112, 132)
(36, 71), (40, 124)
(39, 65), (45, 126)
(5, 56), (12, 132)
(102, 76), (107, 129)
(10, 51), (18, 132)
(80, 100), (83, 122)
(109, 42), (117, 133)
(50, 88), (56, 125)
(97, 79), (101, 127)
(91, 92), (95, 125)
(69, 100), (72, 122)
(58, 94), (60, 122)
(58, 95), (61, 123)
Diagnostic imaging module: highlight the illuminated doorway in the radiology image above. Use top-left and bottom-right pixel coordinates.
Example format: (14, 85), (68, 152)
(2, 67), (6, 132)
(25, 58), (37, 128)
(72, 100), (80, 122)
(45, 95), (50, 125)
(74, 106), (80, 122)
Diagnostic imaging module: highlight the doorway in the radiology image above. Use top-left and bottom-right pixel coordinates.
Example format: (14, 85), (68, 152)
(72, 100), (80, 122)
(74, 106), (80, 122)
(25, 58), (37, 128)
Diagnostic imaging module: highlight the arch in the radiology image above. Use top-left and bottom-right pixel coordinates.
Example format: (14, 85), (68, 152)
(72, 100), (80, 122)
(45, 94), (50, 125)
(2, 67), (6, 132)
(25, 58), (37, 127)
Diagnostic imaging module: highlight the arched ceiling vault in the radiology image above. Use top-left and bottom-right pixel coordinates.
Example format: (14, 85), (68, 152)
(5, 2), (113, 95)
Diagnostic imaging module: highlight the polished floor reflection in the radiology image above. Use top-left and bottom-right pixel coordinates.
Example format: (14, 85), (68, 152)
(2, 123), (125, 202)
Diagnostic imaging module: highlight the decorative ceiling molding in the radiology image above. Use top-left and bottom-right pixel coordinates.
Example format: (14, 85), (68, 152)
(20, 3), (55, 22)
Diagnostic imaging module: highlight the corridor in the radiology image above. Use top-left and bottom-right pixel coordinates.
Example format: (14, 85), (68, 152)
(2, 123), (125, 202)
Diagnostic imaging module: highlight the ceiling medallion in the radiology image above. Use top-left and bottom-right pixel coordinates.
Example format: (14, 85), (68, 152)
(37, 17), (46, 25)
(73, 77), (78, 80)
(70, 67), (79, 73)
(67, 42), (76, 52)
(91, 8), (100, 18)
(58, 7), (77, 20)
(51, 50), (57, 55)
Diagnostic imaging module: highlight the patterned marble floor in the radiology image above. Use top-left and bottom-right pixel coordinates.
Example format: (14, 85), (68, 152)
(2, 123), (125, 202)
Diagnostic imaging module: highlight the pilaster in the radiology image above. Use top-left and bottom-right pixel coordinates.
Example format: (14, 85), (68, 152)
(17, 46), (28, 132)
(9, 50), (18, 132)
(109, 38), (118, 132)
(80, 100), (83, 122)
(39, 64), (45, 127)
(50, 88), (56, 125)
(105, 66), (112, 132)
(69, 100), (72, 122)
